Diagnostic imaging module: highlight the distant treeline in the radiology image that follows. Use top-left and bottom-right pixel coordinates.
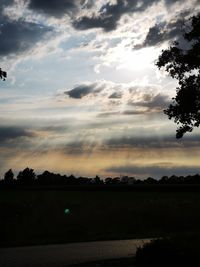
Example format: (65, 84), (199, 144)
(1, 167), (200, 187)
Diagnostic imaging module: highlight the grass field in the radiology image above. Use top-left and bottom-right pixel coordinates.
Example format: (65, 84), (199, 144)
(1, 189), (200, 247)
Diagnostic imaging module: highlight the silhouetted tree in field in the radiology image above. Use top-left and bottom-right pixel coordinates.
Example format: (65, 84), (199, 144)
(93, 175), (104, 184)
(105, 177), (113, 185)
(37, 170), (56, 185)
(17, 167), (36, 185)
(145, 177), (158, 184)
(4, 169), (14, 183)
(77, 176), (92, 184)
(157, 14), (200, 138)
(159, 176), (169, 184)
(37, 170), (69, 185)
(0, 68), (7, 80)
(112, 177), (121, 184)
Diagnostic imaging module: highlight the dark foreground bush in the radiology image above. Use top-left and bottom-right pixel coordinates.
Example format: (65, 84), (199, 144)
(135, 234), (200, 267)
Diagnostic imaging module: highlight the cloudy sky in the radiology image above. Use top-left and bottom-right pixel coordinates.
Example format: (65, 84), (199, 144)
(0, 0), (200, 179)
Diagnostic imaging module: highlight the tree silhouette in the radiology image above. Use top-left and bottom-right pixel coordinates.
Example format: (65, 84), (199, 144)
(0, 68), (7, 81)
(17, 167), (36, 185)
(4, 169), (14, 183)
(157, 14), (200, 138)
(93, 175), (103, 184)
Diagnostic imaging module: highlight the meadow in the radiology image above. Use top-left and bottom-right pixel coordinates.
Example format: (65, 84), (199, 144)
(1, 189), (200, 247)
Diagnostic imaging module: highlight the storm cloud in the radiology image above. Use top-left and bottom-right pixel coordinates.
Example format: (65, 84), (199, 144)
(0, 0), (57, 57)
(28, 0), (96, 19)
(129, 93), (170, 111)
(28, 0), (80, 18)
(0, 126), (35, 143)
(72, 0), (185, 32)
(65, 83), (104, 99)
(0, 21), (53, 56)
(105, 135), (200, 149)
(135, 13), (190, 48)
(27, 0), (194, 34)
(73, 0), (144, 32)
(64, 81), (123, 99)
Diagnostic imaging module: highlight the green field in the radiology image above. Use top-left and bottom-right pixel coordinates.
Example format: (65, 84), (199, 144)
(1, 190), (200, 247)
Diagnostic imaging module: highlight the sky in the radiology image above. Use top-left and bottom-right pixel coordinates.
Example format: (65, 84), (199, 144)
(0, 0), (200, 179)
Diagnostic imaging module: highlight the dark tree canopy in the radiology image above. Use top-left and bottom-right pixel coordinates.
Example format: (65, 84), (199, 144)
(17, 167), (36, 184)
(4, 169), (14, 182)
(156, 13), (200, 138)
(0, 68), (7, 81)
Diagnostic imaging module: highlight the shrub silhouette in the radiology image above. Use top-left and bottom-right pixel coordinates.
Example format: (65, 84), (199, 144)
(135, 234), (200, 267)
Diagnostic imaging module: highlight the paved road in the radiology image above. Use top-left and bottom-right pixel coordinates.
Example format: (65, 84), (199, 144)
(0, 239), (151, 267)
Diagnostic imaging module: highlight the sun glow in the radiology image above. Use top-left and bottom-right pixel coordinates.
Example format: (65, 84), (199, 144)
(117, 47), (159, 71)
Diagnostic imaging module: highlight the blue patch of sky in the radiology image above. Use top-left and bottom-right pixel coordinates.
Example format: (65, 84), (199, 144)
(59, 32), (96, 51)
(2, 51), (99, 96)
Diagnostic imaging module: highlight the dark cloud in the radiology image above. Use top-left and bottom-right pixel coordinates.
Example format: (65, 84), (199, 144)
(65, 85), (94, 99)
(28, 0), (95, 18)
(0, 126), (35, 143)
(0, 20), (53, 56)
(73, 0), (183, 32)
(109, 91), (123, 99)
(28, 0), (78, 18)
(54, 131), (199, 156)
(122, 110), (148, 115)
(72, 0), (138, 32)
(129, 93), (170, 111)
(106, 163), (200, 178)
(135, 12), (191, 48)
(97, 109), (148, 117)
(27, 0), (184, 28)
(105, 135), (200, 149)
(136, 23), (168, 48)
(0, 0), (57, 57)
(72, 13), (119, 32)
(65, 83), (103, 99)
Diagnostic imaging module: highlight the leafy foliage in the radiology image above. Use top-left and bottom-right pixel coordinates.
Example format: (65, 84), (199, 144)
(157, 14), (200, 138)
(0, 68), (7, 81)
